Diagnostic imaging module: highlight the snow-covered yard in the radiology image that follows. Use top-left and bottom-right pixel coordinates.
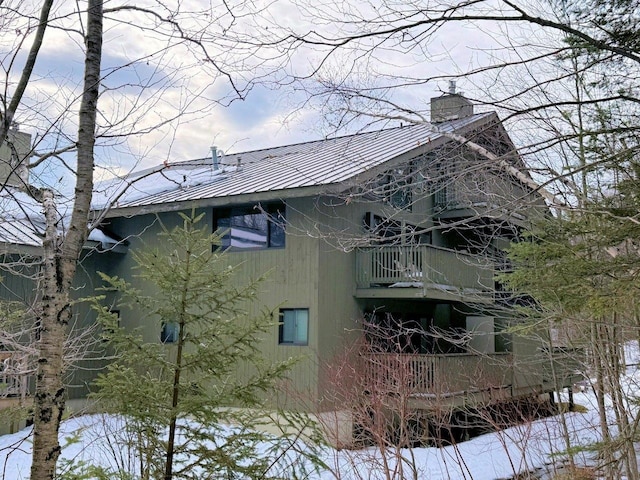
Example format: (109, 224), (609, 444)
(5, 344), (640, 479)
(0, 391), (603, 480)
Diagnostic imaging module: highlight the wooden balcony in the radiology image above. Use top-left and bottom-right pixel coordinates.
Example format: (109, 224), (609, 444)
(355, 245), (494, 302)
(363, 353), (514, 407)
(1, 351), (30, 403)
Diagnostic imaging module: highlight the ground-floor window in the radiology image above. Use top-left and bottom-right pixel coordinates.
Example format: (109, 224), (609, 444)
(278, 308), (309, 346)
(161, 322), (179, 343)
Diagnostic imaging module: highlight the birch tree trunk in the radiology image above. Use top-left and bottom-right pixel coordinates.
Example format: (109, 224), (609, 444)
(29, 2), (102, 478)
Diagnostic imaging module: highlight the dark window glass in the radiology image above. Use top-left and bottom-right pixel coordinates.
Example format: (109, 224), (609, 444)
(386, 167), (413, 210)
(278, 308), (309, 346)
(268, 204), (286, 248)
(215, 203), (285, 250)
(161, 322), (179, 343)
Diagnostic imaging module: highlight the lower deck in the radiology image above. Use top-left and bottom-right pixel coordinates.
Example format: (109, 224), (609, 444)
(362, 350), (583, 409)
(329, 350), (584, 447)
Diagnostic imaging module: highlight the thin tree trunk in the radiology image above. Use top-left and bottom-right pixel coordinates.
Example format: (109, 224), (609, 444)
(0, 0), (53, 145)
(607, 314), (639, 480)
(592, 323), (613, 480)
(546, 317), (576, 471)
(30, 189), (66, 480)
(164, 236), (192, 480)
(164, 319), (185, 480)
(29, 2), (102, 479)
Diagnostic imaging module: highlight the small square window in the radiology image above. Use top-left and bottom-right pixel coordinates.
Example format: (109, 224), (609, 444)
(279, 309), (309, 346)
(161, 322), (179, 344)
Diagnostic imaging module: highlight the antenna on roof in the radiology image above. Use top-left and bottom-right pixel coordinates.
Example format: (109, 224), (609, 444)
(448, 80), (456, 95)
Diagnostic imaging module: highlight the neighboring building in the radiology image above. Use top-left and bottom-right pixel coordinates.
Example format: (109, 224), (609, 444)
(0, 130), (39, 429)
(0, 128), (30, 189)
(0, 96), (580, 443)
(0, 131), (120, 433)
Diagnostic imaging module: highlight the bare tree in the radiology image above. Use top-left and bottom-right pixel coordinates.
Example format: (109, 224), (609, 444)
(241, 1), (639, 476)
(0, 1), (53, 147)
(317, 314), (569, 479)
(1, 1), (289, 478)
(240, 0), (638, 208)
(27, 2), (103, 478)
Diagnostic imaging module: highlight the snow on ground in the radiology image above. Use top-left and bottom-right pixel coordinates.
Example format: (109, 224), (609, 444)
(0, 395), (603, 480)
(323, 398), (601, 480)
(4, 342), (639, 479)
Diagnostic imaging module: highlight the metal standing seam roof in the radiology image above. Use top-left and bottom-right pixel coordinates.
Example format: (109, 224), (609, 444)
(96, 112), (496, 212)
(0, 218), (43, 248)
(0, 186), (122, 250)
(0, 186), (46, 249)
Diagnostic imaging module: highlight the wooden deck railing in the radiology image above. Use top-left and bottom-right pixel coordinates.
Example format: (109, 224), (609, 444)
(542, 348), (585, 388)
(0, 351), (30, 400)
(363, 353), (513, 396)
(355, 245), (494, 294)
(364, 353), (513, 396)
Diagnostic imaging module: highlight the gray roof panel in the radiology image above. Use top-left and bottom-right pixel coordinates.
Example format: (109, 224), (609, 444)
(95, 113), (495, 213)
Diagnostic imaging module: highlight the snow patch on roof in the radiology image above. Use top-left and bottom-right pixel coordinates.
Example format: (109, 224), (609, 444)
(0, 185), (119, 251)
(92, 164), (234, 210)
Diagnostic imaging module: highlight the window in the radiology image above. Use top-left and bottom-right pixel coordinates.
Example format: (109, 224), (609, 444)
(161, 322), (179, 343)
(370, 165), (413, 211)
(385, 167), (413, 210)
(215, 203), (285, 250)
(278, 308), (309, 346)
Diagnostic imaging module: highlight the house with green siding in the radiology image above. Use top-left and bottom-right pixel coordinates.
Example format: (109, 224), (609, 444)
(1, 96), (580, 443)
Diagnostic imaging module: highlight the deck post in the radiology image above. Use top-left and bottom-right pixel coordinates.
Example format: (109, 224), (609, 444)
(567, 387), (574, 410)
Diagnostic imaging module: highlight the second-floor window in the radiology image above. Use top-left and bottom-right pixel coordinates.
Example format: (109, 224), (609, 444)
(385, 167), (413, 210)
(368, 165), (413, 211)
(215, 203), (285, 250)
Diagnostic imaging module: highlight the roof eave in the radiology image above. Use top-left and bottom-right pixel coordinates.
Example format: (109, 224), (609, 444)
(0, 242), (43, 257)
(99, 183), (345, 219)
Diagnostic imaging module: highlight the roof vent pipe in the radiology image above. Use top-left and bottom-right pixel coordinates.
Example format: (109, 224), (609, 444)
(210, 145), (219, 170)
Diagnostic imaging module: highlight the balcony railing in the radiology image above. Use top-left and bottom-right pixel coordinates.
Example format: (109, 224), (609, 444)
(355, 245), (494, 297)
(0, 351), (30, 400)
(542, 348), (585, 388)
(434, 187), (489, 212)
(363, 353), (513, 396)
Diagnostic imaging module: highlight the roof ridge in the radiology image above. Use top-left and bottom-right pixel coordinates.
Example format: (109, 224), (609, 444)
(176, 112), (493, 166)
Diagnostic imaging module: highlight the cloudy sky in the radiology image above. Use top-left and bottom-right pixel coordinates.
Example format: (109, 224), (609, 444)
(1, 0), (547, 192)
